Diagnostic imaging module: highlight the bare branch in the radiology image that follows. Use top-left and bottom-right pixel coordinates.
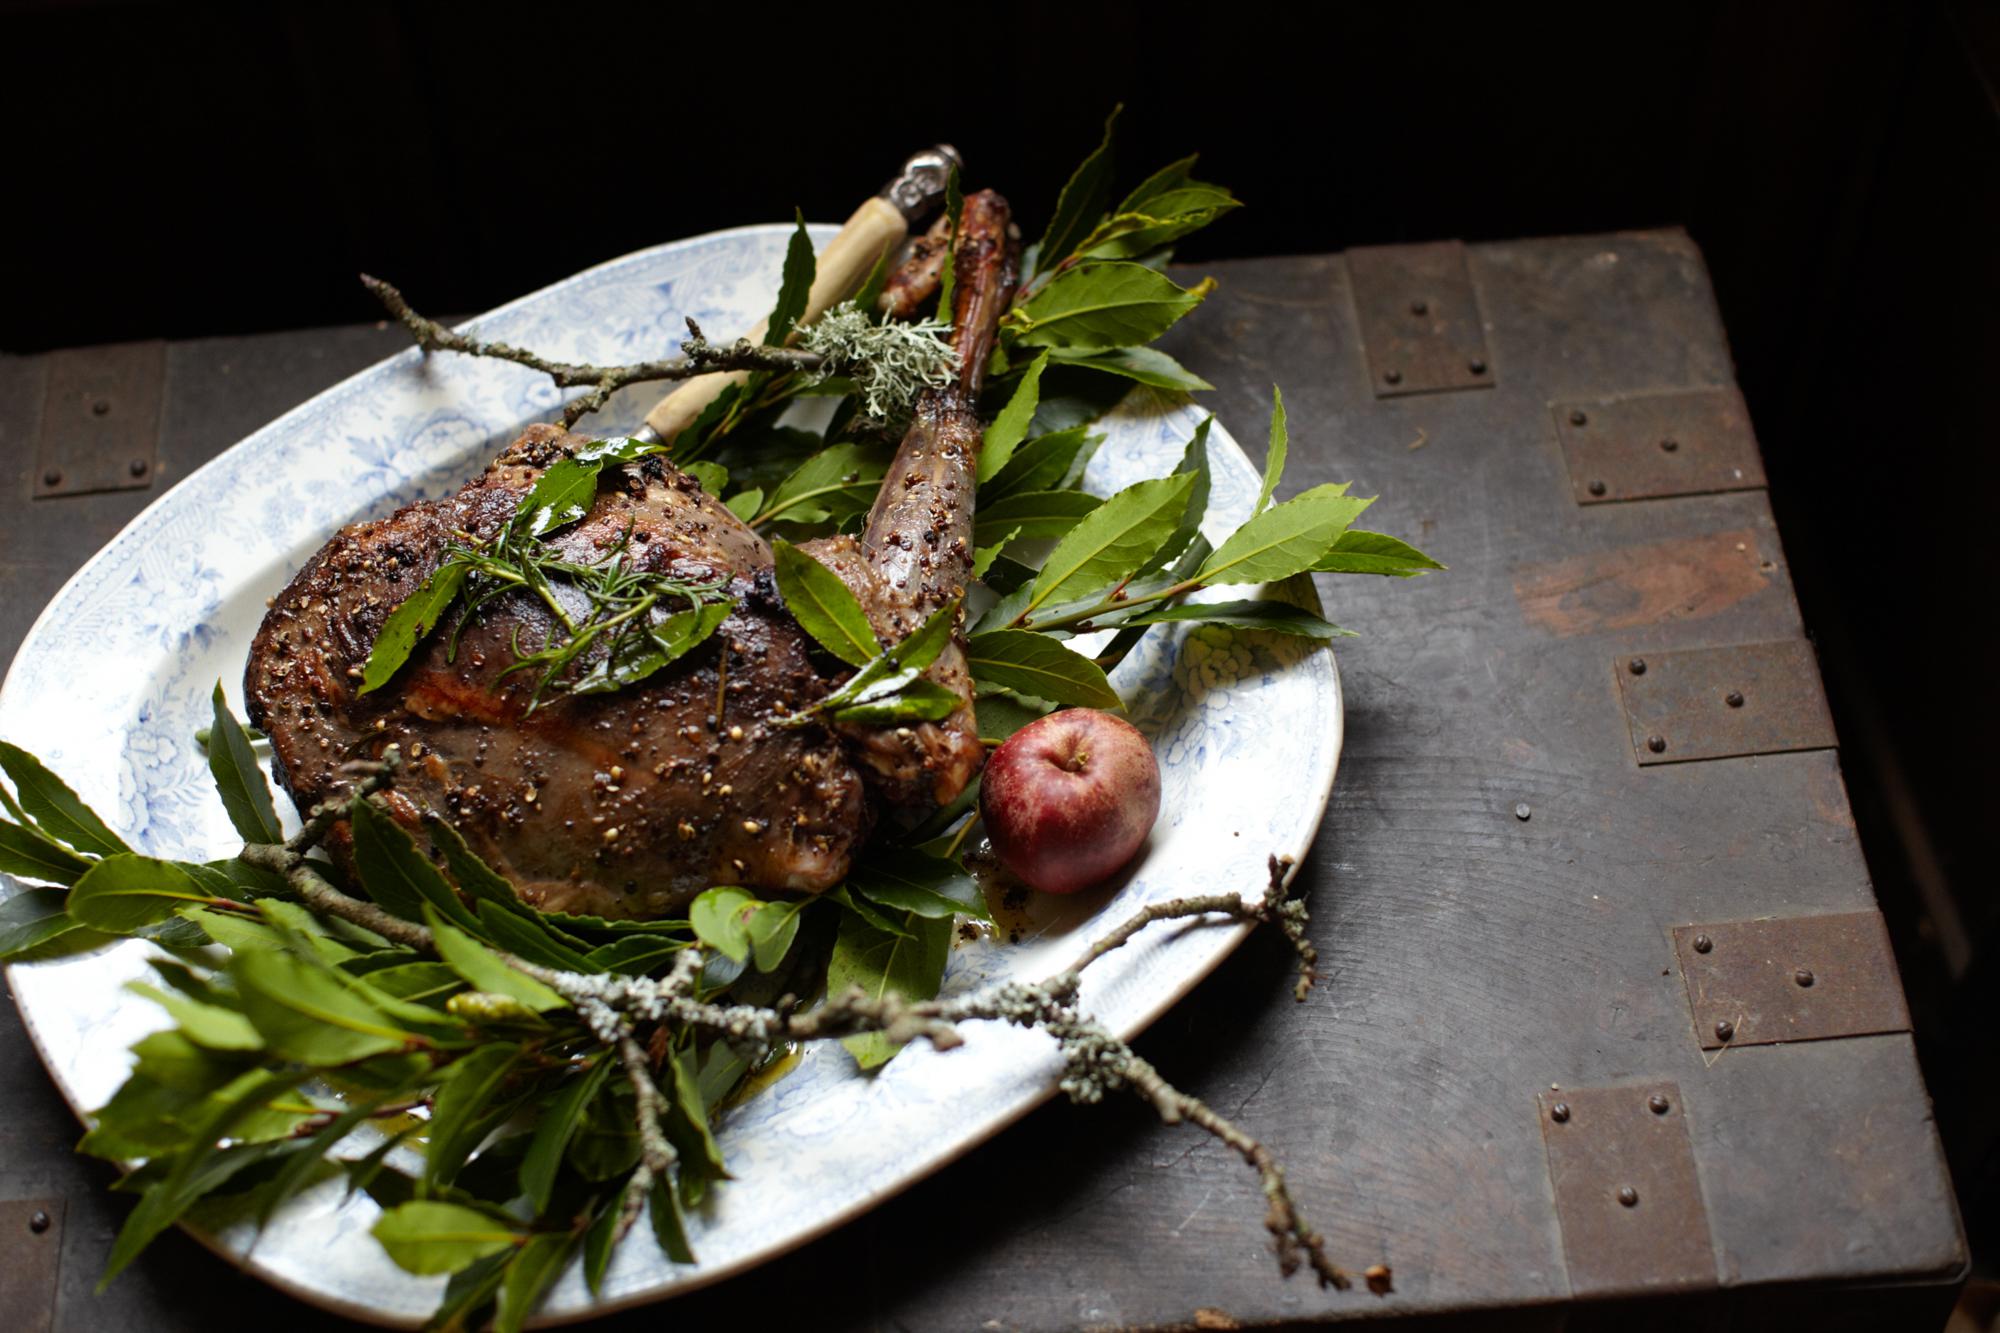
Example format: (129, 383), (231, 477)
(361, 275), (825, 427)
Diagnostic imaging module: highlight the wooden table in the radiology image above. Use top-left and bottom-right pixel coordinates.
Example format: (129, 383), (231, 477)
(0, 234), (1967, 1330)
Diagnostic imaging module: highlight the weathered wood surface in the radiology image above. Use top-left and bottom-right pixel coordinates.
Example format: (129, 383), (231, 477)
(0, 235), (1965, 1330)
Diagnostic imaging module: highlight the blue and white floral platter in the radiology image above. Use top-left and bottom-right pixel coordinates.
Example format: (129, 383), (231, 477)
(0, 224), (1343, 1326)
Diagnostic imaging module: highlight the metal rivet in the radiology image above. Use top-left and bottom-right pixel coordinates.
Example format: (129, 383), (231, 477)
(1725, 690), (1744, 708)
(42, 467), (63, 487)
(1648, 1094), (1671, 1114)
(1550, 1102), (1570, 1123)
(1715, 1019), (1735, 1041)
(92, 398), (111, 416)
(1794, 968), (1815, 988)
(1569, 409), (1588, 426)
(130, 458), (149, 478)
(1383, 369), (1403, 386)
(1627, 657), (1647, 675)
(1468, 357), (1488, 375)
(28, 1210), (50, 1234)
(1660, 437), (1679, 452)
(1514, 802), (1531, 821)
(1693, 934), (1713, 953)
(1410, 299), (1428, 315)
(1647, 735), (1667, 753)
(1618, 1186), (1639, 1207)
(1588, 479), (1608, 496)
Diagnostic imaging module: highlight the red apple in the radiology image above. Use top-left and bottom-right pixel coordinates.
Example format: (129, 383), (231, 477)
(979, 708), (1161, 894)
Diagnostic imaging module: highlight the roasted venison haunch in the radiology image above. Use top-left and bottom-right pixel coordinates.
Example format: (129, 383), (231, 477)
(245, 191), (1016, 919)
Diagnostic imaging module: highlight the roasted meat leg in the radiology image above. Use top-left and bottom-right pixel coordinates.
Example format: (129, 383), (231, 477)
(245, 192), (1015, 918)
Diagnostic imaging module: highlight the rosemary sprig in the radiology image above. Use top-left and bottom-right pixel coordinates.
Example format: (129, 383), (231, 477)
(437, 521), (731, 713)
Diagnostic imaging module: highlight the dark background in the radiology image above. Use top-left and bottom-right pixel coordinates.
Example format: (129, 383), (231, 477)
(7, 0), (1997, 1286)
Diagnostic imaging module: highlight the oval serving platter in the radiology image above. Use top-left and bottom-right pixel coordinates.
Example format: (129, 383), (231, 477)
(0, 223), (1343, 1327)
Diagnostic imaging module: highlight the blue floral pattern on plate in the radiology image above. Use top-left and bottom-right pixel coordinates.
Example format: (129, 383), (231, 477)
(0, 224), (1343, 1326)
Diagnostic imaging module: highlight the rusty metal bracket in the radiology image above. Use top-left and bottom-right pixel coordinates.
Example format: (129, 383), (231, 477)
(1538, 1082), (1716, 1299)
(1614, 640), (1836, 765)
(1673, 911), (1910, 1050)
(1552, 388), (1766, 505)
(34, 340), (164, 499)
(0, 1197), (64, 1333)
(1347, 240), (1494, 397)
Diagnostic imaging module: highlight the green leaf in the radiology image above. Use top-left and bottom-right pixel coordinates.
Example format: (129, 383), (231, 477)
(791, 600), (959, 726)
(1047, 345), (1213, 391)
(825, 884), (911, 938)
(765, 209), (816, 346)
(425, 1043), (520, 1188)
(0, 886), (105, 960)
(972, 528), (1018, 580)
(759, 441), (888, 527)
(1036, 105), (1121, 273)
(372, 1200), (522, 1276)
(349, 798), (480, 932)
(892, 598), (958, 673)
(1022, 472), (1196, 617)
(964, 630), (1122, 710)
(827, 906), (953, 1068)
(689, 885), (759, 964)
(667, 1046), (728, 1184)
(978, 352), (1048, 483)
(984, 428), (1096, 502)
(0, 821), (93, 885)
(849, 849), (988, 920)
(0, 740), (131, 857)
(649, 1175), (695, 1263)
(724, 487), (763, 523)
(1110, 599), (1351, 639)
(128, 981), (262, 1051)
(232, 949), (420, 1063)
(207, 683), (281, 845)
(427, 909), (567, 1012)
(974, 693), (1052, 745)
(746, 897), (809, 971)
(1075, 186), (1242, 261)
(1312, 529), (1447, 577)
(571, 598), (734, 696)
(358, 561), (469, 695)
(100, 1069), (302, 1286)
(682, 460), (728, 495)
(67, 855), (217, 933)
(1196, 485), (1375, 586)
(475, 900), (598, 973)
(1255, 385), (1287, 516)
(825, 678), (962, 725)
(1009, 262), (1207, 350)
(516, 1056), (608, 1208)
(517, 457), (603, 539)
(972, 489), (1102, 547)
(1129, 417), (1212, 590)
(1118, 153), (1199, 213)
(584, 935), (680, 975)
(496, 1233), (577, 1333)
(936, 164), (964, 321)
(772, 539), (879, 666)
(854, 242), (894, 314)
(426, 816), (521, 907)
(582, 1193), (621, 1295)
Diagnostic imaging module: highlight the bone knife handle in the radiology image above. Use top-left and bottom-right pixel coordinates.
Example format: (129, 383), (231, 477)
(641, 196), (908, 445)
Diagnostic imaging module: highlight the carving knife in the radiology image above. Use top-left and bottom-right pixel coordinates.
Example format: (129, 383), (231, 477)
(629, 145), (960, 447)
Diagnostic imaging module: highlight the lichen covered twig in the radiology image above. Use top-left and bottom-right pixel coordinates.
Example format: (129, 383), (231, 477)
(361, 275), (824, 426)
